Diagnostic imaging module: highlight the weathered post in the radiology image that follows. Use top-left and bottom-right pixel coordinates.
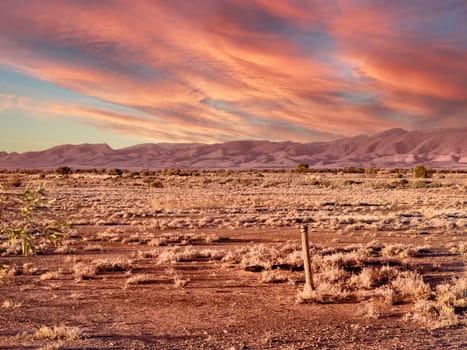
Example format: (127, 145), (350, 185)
(300, 224), (314, 294)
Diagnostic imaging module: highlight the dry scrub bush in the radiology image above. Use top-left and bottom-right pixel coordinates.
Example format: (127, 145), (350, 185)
(407, 277), (466, 329)
(435, 276), (467, 311)
(298, 280), (350, 304)
(389, 271), (431, 304)
(408, 301), (459, 329)
(353, 266), (399, 289)
(297, 240), (437, 305)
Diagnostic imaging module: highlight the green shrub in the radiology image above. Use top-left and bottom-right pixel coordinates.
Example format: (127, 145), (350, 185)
(0, 185), (65, 255)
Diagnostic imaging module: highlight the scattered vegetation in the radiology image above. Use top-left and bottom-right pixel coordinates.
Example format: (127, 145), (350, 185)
(0, 169), (465, 348)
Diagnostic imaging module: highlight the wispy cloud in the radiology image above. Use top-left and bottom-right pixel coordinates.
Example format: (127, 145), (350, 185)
(0, 0), (465, 146)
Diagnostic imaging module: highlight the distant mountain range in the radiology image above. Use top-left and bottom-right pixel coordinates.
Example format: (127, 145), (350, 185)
(1, 128), (466, 169)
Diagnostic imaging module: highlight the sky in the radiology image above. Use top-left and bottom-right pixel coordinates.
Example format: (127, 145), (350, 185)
(0, 0), (466, 152)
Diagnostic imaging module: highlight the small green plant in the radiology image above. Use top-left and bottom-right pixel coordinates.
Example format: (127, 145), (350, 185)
(413, 165), (432, 178)
(0, 184), (65, 255)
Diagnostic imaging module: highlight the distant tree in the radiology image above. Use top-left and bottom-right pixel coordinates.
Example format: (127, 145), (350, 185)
(413, 165), (432, 178)
(295, 163), (309, 173)
(342, 167), (364, 174)
(56, 166), (72, 175)
(108, 168), (123, 176)
(364, 164), (378, 176)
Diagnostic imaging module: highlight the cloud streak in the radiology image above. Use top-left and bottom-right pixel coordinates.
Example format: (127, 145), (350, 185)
(0, 0), (465, 146)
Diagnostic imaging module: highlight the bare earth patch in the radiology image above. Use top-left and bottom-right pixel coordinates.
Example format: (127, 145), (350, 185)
(0, 171), (465, 349)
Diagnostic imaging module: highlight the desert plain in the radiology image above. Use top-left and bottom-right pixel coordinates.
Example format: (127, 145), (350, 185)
(0, 168), (465, 349)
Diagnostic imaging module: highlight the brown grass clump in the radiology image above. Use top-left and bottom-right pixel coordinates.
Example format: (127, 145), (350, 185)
(92, 258), (133, 273)
(382, 244), (431, 258)
(72, 262), (96, 280)
(83, 244), (104, 251)
(157, 246), (226, 265)
(39, 271), (60, 281)
(1, 299), (22, 309)
(54, 243), (75, 254)
(136, 249), (159, 259)
(33, 324), (83, 340)
(73, 257), (133, 280)
(449, 241), (467, 255)
(166, 267), (190, 288)
(298, 281), (350, 304)
(260, 269), (289, 284)
(148, 232), (226, 247)
(125, 274), (158, 286)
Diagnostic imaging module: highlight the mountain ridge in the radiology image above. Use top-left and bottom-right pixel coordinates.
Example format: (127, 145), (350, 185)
(1, 128), (466, 169)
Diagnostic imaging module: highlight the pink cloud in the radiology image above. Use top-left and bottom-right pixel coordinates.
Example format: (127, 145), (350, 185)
(0, 0), (465, 144)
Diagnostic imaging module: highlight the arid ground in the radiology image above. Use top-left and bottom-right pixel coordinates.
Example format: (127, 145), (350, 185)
(0, 169), (465, 349)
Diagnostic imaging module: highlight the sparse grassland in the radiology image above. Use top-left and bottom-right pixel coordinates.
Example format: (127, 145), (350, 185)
(0, 170), (465, 348)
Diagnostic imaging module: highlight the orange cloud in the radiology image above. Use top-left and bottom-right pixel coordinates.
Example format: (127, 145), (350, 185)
(0, 0), (465, 145)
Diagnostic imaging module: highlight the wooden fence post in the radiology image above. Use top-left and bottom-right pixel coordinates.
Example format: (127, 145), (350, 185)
(300, 224), (314, 293)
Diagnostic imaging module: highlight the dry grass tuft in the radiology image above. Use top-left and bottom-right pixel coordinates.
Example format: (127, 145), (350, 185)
(33, 324), (83, 340)
(1, 299), (22, 309)
(382, 244), (431, 258)
(166, 267), (190, 288)
(297, 281), (350, 304)
(125, 274), (158, 286)
(92, 257), (133, 273)
(72, 262), (96, 280)
(73, 257), (132, 280)
(39, 271), (60, 281)
(54, 243), (75, 254)
(260, 269), (289, 283)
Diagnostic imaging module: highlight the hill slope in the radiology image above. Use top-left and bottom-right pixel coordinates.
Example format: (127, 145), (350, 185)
(1, 128), (466, 169)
